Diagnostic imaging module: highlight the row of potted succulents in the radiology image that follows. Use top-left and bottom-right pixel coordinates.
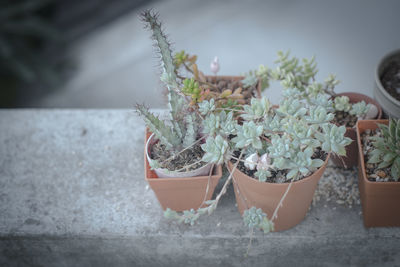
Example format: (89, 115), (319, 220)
(137, 10), (399, 232)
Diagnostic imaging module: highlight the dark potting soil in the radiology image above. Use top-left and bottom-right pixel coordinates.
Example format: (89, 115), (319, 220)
(150, 141), (206, 172)
(381, 59), (400, 101)
(333, 110), (358, 128)
(361, 129), (398, 182)
(206, 76), (258, 104)
(231, 148), (327, 184)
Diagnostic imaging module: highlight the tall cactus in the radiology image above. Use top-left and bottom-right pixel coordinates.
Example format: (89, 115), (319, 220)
(137, 10), (197, 152)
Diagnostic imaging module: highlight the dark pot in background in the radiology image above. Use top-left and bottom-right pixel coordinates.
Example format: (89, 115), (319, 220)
(331, 92), (382, 169)
(374, 49), (400, 119)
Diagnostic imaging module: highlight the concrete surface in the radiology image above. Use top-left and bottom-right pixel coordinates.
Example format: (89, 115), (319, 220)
(33, 0), (400, 108)
(1, 109), (400, 267)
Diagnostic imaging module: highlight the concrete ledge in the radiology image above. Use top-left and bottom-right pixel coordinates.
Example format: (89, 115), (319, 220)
(1, 110), (399, 267)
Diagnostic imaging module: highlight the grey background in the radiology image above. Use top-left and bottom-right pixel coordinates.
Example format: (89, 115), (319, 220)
(33, 0), (400, 108)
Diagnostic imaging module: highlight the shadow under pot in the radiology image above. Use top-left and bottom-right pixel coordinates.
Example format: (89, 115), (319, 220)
(144, 129), (223, 212)
(331, 92), (382, 169)
(227, 153), (330, 232)
(356, 119), (400, 227)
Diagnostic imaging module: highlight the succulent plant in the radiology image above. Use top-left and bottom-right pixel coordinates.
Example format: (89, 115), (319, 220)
(168, 58), (351, 230)
(334, 96), (351, 112)
(258, 51), (372, 120)
(349, 101), (371, 118)
(242, 64), (271, 91)
(139, 11), (353, 238)
(137, 10), (199, 160)
(368, 119), (400, 181)
(243, 207), (274, 233)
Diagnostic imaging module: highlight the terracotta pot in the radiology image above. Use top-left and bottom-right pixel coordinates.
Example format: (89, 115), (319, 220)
(205, 75), (262, 100)
(356, 119), (400, 227)
(146, 133), (212, 178)
(228, 154), (330, 232)
(331, 92), (382, 169)
(144, 129), (223, 211)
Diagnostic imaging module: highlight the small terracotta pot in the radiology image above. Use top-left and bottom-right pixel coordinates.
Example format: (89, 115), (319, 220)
(356, 119), (400, 227)
(205, 75), (262, 99)
(228, 154), (330, 232)
(145, 133), (212, 178)
(144, 129), (223, 211)
(331, 92), (382, 169)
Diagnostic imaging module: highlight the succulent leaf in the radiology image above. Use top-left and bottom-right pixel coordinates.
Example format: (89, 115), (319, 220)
(243, 207), (274, 233)
(201, 135), (230, 165)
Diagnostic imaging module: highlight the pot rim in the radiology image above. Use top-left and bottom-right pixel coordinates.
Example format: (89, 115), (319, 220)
(356, 119), (400, 185)
(227, 152), (330, 187)
(375, 49), (400, 106)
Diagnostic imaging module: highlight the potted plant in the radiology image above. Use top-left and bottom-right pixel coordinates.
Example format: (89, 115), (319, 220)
(245, 51), (382, 168)
(164, 58), (352, 233)
(374, 48), (400, 119)
(356, 118), (400, 227)
(139, 11), (351, 234)
(138, 11), (224, 212)
(173, 50), (262, 107)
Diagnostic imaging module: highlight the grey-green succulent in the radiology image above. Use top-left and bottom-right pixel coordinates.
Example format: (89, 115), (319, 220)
(243, 207), (274, 233)
(349, 101), (371, 118)
(368, 119), (400, 181)
(334, 96), (351, 112)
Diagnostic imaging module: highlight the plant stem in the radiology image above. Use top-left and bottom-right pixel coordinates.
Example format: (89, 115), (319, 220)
(271, 179), (294, 222)
(173, 159), (205, 173)
(199, 164), (215, 209)
(213, 150), (245, 203)
(160, 135), (206, 165)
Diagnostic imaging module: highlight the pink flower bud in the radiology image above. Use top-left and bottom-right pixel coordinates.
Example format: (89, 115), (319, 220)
(210, 56), (220, 75)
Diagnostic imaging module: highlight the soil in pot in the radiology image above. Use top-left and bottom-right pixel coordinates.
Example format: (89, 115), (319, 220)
(361, 128), (399, 182)
(231, 148), (328, 183)
(150, 141), (206, 172)
(206, 76), (260, 105)
(332, 110), (358, 128)
(381, 59), (400, 102)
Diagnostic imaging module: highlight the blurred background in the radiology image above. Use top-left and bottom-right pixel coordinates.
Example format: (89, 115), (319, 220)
(1, 0), (400, 108)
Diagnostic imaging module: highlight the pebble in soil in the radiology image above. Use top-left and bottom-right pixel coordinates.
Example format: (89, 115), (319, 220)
(150, 141), (205, 172)
(361, 129), (397, 182)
